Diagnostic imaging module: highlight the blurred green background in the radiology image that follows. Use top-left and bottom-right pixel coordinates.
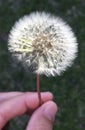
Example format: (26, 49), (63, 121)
(0, 0), (85, 130)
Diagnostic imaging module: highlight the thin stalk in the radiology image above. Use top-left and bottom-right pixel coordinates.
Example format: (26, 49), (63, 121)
(36, 74), (42, 106)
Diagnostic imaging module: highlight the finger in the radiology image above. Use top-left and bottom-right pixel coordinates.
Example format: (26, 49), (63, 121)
(0, 92), (53, 129)
(26, 101), (58, 130)
(0, 92), (23, 102)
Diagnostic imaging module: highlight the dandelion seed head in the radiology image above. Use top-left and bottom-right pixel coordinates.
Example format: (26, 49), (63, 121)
(8, 12), (78, 76)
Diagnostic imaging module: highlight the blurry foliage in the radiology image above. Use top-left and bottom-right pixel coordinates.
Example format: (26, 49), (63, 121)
(0, 0), (85, 130)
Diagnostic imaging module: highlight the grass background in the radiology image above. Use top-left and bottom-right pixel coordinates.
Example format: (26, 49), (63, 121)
(0, 0), (85, 129)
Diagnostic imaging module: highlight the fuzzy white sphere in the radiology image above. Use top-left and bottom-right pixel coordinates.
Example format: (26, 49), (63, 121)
(8, 12), (78, 76)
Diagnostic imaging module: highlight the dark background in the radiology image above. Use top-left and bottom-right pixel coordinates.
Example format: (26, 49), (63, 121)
(0, 0), (85, 130)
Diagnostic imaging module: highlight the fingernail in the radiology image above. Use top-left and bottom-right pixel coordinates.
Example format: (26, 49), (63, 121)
(43, 102), (57, 122)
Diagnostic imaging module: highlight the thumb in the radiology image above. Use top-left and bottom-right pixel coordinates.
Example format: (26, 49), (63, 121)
(26, 101), (57, 130)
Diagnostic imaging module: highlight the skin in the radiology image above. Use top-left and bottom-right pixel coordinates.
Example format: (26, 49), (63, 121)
(0, 92), (58, 130)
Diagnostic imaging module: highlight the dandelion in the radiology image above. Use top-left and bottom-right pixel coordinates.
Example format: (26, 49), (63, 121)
(8, 12), (78, 105)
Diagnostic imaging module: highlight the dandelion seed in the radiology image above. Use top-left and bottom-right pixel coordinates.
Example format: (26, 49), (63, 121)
(8, 12), (78, 105)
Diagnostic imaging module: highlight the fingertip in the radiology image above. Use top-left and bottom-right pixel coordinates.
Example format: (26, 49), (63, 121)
(42, 101), (58, 122)
(41, 92), (53, 100)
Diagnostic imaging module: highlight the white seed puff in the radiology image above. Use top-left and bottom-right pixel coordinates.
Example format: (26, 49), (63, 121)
(8, 12), (78, 76)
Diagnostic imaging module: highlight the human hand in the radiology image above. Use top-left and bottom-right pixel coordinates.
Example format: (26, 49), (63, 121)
(0, 92), (57, 130)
